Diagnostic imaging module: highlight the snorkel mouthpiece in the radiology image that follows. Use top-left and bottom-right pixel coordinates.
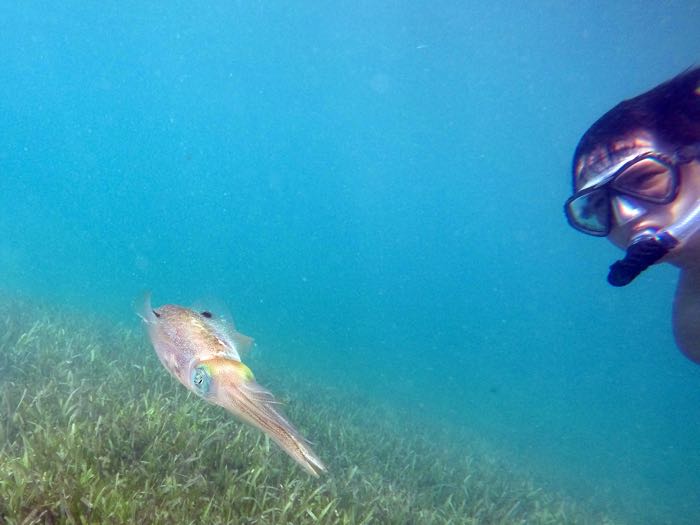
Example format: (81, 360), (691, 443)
(607, 232), (678, 287)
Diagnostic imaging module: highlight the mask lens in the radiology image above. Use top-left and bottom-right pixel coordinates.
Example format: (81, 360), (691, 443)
(612, 157), (675, 202)
(566, 188), (609, 235)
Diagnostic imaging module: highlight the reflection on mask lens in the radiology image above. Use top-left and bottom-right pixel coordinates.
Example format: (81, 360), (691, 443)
(567, 189), (608, 234)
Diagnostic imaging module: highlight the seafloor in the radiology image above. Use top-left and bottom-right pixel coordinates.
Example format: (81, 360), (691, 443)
(0, 296), (620, 524)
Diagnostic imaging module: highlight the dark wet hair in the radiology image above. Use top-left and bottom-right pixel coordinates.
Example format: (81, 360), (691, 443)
(574, 67), (700, 173)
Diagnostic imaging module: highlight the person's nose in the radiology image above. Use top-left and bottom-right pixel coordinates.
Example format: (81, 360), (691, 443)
(611, 194), (647, 227)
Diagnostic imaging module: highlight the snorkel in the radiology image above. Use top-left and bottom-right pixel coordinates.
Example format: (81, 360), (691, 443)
(608, 202), (700, 286)
(607, 231), (678, 286)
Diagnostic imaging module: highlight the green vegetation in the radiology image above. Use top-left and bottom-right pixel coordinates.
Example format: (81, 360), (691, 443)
(0, 296), (619, 524)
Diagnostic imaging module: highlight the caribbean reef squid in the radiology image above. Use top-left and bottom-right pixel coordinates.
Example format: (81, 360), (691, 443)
(139, 294), (326, 476)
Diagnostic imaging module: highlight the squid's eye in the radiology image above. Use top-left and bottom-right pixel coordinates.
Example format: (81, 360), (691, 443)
(191, 365), (212, 396)
(201, 311), (212, 318)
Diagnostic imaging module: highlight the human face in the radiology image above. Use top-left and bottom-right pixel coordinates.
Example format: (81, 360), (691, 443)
(570, 134), (700, 262)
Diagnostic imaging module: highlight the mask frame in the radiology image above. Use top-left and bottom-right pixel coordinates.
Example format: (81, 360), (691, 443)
(565, 150), (690, 236)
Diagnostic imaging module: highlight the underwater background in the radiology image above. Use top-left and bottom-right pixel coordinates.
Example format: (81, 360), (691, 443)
(1, 2), (699, 524)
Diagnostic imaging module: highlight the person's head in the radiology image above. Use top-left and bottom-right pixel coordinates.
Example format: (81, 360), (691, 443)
(565, 68), (700, 279)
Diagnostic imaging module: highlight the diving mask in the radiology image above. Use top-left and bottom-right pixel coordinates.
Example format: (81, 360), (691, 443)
(565, 152), (681, 236)
(565, 144), (700, 286)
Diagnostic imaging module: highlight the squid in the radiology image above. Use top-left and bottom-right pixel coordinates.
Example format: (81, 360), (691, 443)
(139, 294), (325, 476)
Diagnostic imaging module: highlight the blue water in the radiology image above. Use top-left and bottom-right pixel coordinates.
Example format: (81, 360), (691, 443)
(2, 2), (699, 523)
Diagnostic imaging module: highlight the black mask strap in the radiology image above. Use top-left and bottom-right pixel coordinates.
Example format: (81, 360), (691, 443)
(607, 232), (678, 287)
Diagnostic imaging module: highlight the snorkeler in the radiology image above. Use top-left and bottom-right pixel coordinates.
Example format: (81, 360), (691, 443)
(564, 67), (700, 363)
